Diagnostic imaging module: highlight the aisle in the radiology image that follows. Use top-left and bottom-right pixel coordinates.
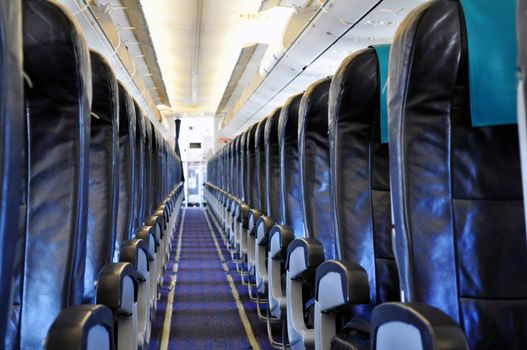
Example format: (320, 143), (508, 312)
(149, 208), (274, 350)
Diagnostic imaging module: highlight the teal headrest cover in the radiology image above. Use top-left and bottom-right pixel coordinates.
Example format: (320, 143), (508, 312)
(460, 0), (517, 126)
(373, 44), (390, 143)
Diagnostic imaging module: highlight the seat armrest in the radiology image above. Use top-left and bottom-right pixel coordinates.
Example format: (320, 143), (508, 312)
(119, 239), (151, 278)
(239, 203), (250, 228)
(248, 209), (262, 236)
(136, 225), (158, 251)
(286, 238), (325, 279)
(371, 302), (468, 350)
(147, 209), (166, 234)
(46, 304), (115, 350)
(315, 260), (370, 312)
(96, 262), (138, 312)
(255, 215), (275, 246)
(145, 213), (163, 240)
(230, 199), (240, 218)
(268, 224), (295, 261)
(226, 196), (234, 212)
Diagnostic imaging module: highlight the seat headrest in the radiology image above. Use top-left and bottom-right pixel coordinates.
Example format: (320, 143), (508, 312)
(118, 82), (136, 135)
(22, 0), (91, 346)
(255, 117), (267, 150)
(298, 77), (337, 258)
(278, 93), (304, 235)
(134, 101), (145, 141)
(264, 107), (282, 218)
(278, 93), (303, 143)
(90, 51), (117, 125)
(371, 44), (391, 143)
(247, 122), (258, 149)
(460, 0), (517, 126)
(264, 107), (281, 145)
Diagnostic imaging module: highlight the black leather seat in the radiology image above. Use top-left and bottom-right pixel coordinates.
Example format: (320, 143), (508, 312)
(134, 103), (146, 230)
(265, 93), (305, 347)
(228, 135), (242, 255)
(84, 50), (120, 304)
(284, 77), (334, 349)
(238, 125), (259, 284)
(143, 121), (153, 218)
(245, 119), (267, 285)
(87, 51), (149, 350)
(518, 0), (527, 239)
(313, 47), (399, 350)
(372, 1), (527, 349)
(17, 2), (121, 348)
(0, 0), (23, 347)
(254, 108), (282, 299)
(115, 82), (137, 259)
(233, 131), (252, 273)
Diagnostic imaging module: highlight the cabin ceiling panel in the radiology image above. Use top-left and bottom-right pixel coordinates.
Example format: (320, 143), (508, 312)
(224, 0), (428, 136)
(141, 0), (270, 116)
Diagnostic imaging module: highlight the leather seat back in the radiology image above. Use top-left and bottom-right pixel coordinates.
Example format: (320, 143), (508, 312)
(298, 77), (337, 260)
(246, 124), (258, 209)
(255, 118), (268, 214)
(390, 1), (527, 348)
(233, 136), (240, 199)
(0, 0), (23, 346)
(240, 131), (247, 203)
(227, 140), (233, 196)
(152, 125), (162, 207)
(84, 51), (119, 302)
(278, 94), (305, 237)
(134, 103), (146, 228)
(143, 120), (153, 215)
(265, 108), (282, 220)
(329, 47), (399, 321)
(116, 83), (137, 253)
(19, 1), (91, 347)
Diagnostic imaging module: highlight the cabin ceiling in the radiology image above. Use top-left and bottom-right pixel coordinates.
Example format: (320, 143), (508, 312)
(137, 0), (428, 138)
(140, 0), (303, 116)
(76, 0), (428, 140)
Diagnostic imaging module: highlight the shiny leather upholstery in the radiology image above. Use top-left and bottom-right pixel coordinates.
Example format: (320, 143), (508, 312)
(143, 120), (153, 217)
(234, 135), (241, 200)
(84, 51), (119, 303)
(246, 124), (258, 209)
(0, 0), (23, 346)
(265, 108), (282, 221)
(115, 83), (137, 257)
(299, 77), (336, 259)
(134, 102), (146, 229)
(255, 118), (268, 214)
(330, 47), (399, 318)
(228, 140), (234, 197)
(278, 93), (304, 236)
(389, 1), (527, 348)
(314, 48), (400, 349)
(240, 131), (248, 202)
(18, 0), (91, 347)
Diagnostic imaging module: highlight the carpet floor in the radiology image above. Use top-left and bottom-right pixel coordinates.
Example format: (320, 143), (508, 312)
(149, 207), (279, 350)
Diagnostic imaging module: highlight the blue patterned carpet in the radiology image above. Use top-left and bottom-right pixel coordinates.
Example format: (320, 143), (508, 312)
(149, 208), (277, 350)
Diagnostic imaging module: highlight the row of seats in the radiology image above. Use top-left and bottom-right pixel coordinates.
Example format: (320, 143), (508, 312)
(0, 1), (184, 349)
(205, 0), (527, 349)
